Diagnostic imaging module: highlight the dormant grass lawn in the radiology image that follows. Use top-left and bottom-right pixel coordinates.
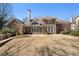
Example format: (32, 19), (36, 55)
(0, 34), (79, 56)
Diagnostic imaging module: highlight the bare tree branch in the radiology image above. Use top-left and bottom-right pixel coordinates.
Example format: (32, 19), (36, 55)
(0, 3), (13, 29)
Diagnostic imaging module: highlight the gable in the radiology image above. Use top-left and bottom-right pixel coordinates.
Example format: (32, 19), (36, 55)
(5, 18), (24, 26)
(31, 20), (39, 25)
(30, 17), (56, 25)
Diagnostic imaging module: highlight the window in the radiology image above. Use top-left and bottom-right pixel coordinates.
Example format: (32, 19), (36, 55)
(31, 27), (37, 32)
(50, 27), (53, 32)
(47, 26), (53, 33)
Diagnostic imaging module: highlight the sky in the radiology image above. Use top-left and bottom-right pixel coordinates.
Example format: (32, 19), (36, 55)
(13, 3), (79, 21)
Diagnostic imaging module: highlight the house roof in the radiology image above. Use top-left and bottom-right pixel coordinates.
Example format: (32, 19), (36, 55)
(34, 16), (56, 21)
(29, 16), (57, 25)
(5, 16), (70, 27)
(26, 16), (70, 25)
(5, 17), (24, 26)
(25, 19), (45, 25)
(56, 18), (70, 24)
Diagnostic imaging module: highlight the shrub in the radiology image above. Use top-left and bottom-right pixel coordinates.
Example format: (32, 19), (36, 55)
(1, 27), (10, 34)
(0, 27), (16, 40)
(0, 27), (16, 34)
(70, 31), (79, 36)
(60, 31), (70, 35)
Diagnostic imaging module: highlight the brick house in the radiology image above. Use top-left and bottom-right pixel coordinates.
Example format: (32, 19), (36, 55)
(5, 9), (71, 34)
(5, 17), (71, 34)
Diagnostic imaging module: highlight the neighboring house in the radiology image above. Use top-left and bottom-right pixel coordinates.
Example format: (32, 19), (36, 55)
(5, 17), (71, 34)
(70, 16), (79, 31)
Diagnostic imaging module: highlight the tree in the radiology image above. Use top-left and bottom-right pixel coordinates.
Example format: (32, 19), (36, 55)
(23, 17), (28, 24)
(0, 3), (13, 29)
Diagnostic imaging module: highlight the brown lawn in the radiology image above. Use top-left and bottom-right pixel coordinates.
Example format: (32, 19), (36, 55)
(0, 34), (79, 56)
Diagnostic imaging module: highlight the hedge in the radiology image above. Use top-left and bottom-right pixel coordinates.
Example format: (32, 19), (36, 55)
(60, 31), (70, 35)
(70, 31), (79, 36)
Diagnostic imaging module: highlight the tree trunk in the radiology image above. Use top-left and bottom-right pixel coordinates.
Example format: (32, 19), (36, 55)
(0, 20), (3, 29)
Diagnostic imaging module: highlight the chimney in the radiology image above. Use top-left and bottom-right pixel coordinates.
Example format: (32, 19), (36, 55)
(27, 9), (31, 22)
(70, 17), (73, 23)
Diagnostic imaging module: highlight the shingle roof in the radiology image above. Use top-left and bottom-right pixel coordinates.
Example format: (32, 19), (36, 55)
(34, 16), (56, 20)
(30, 16), (57, 25)
(5, 17), (24, 26)
(56, 19), (70, 24)
(5, 16), (70, 26)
